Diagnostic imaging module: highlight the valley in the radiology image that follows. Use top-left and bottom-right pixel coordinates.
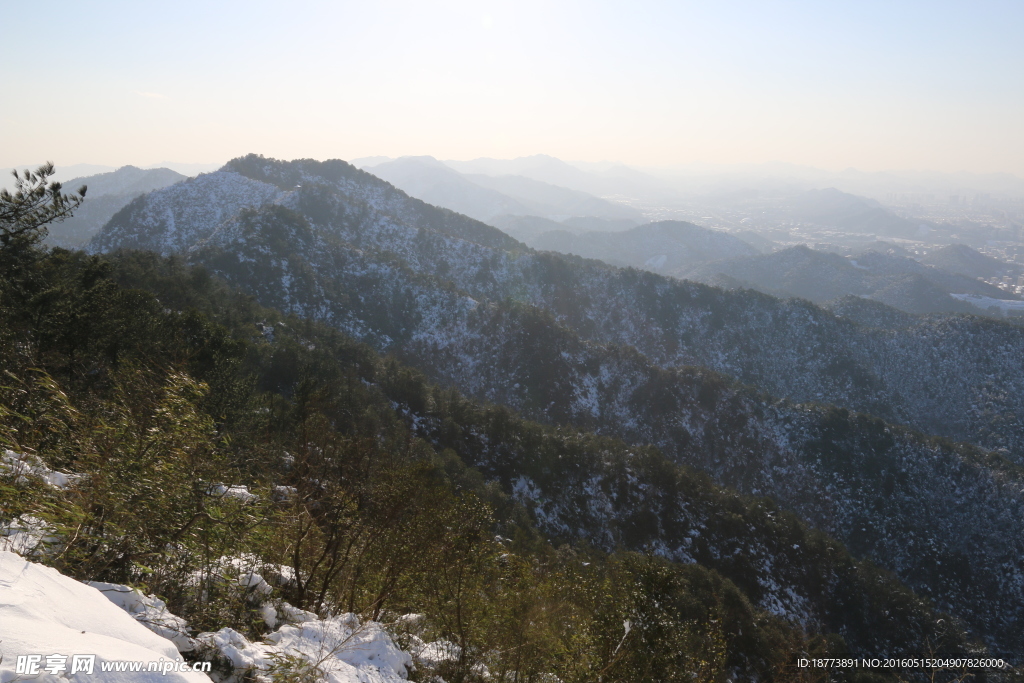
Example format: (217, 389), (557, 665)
(74, 155), (1024, 662)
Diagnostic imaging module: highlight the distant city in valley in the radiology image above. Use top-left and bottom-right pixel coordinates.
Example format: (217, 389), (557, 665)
(5, 2), (1024, 677)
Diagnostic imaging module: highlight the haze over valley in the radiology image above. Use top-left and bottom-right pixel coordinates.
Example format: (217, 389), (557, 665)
(54, 152), (1024, 319)
(4, 1), (1024, 680)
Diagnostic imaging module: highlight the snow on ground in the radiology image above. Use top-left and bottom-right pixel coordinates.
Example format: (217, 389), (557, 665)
(0, 549), (417, 683)
(0, 550), (211, 683)
(190, 555), (300, 614)
(1, 449), (81, 489)
(0, 451), (79, 558)
(0, 515), (56, 557)
(0, 484), (421, 683)
(88, 581), (196, 653)
(207, 484), (259, 503)
(198, 613), (412, 683)
(407, 637), (460, 669)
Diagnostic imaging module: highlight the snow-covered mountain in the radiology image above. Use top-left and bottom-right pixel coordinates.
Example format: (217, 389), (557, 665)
(90, 156), (1024, 453)
(88, 155), (1024, 656)
(1, 268), (986, 675)
(44, 166), (187, 247)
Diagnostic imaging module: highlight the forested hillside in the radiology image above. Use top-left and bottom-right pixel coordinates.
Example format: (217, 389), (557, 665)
(43, 166), (185, 247)
(528, 220), (759, 275)
(85, 155), (1024, 660)
(92, 156), (1024, 456)
(921, 244), (1024, 280)
(5, 248), (1004, 680)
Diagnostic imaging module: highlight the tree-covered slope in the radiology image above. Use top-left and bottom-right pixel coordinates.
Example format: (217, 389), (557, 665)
(87, 156), (1024, 657)
(921, 243), (1023, 280)
(91, 156), (1024, 456)
(529, 220), (759, 276)
(44, 166), (186, 247)
(3, 250), (1003, 679)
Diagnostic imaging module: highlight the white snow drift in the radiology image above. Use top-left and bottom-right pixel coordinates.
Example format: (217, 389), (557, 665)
(198, 614), (412, 683)
(0, 550), (210, 683)
(0, 549), (419, 683)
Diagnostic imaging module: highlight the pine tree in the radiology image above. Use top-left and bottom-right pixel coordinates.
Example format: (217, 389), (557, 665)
(0, 162), (86, 257)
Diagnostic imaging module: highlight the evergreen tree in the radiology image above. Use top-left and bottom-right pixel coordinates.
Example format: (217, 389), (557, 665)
(0, 162), (86, 258)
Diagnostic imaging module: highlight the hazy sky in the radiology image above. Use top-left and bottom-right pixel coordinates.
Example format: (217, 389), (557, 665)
(3, 0), (1023, 175)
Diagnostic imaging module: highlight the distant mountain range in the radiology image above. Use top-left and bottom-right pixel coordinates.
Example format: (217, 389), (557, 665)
(358, 155), (645, 226)
(464, 172), (642, 221)
(360, 156), (940, 244)
(44, 166), (186, 247)
(527, 220), (760, 275)
(682, 244), (1017, 316)
(922, 243), (1024, 279)
(509, 216), (1015, 318)
(787, 188), (925, 237)
(88, 155), (1024, 656)
(642, 161), (1024, 202)
(6, 161), (221, 187)
(442, 153), (671, 199)
(486, 214), (647, 243)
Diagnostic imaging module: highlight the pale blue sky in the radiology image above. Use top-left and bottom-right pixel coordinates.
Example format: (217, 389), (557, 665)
(3, 0), (1022, 174)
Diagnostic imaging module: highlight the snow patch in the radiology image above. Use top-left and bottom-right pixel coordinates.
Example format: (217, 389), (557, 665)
(0, 550), (210, 682)
(88, 581), (196, 653)
(197, 614), (411, 683)
(207, 484), (259, 503)
(0, 515), (59, 558)
(1, 449), (82, 489)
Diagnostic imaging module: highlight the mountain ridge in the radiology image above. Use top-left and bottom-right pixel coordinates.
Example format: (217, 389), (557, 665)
(43, 165), (186, 247)
(527, 220), (760, 275)
(362, 155), (644, 225)
(87, 154), (1024, 656)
